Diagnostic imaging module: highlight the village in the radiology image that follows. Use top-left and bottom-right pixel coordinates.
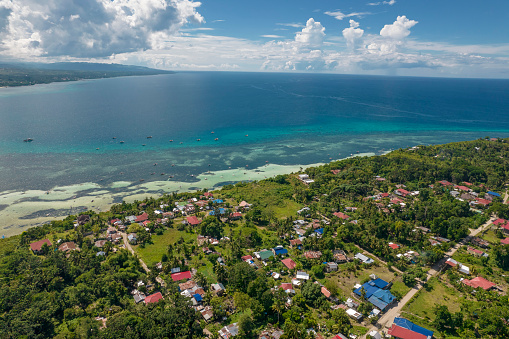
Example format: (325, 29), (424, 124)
(13, 139), (509, 339)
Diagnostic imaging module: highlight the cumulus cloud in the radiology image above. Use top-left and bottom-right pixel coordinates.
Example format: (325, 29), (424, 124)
(0, 0), (204, 58)
(342, 20), (364, 50)
(295, 18), (325, 46)
(325, 10), (370, 21)
(380, 15), (418, 40)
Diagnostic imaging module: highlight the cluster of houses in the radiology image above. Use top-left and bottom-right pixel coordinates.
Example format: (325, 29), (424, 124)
(439, 180), (501, 207)
(29, 238), (80, 256)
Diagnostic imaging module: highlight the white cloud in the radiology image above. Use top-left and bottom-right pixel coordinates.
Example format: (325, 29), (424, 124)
(261, 35), (284, 38)
(367, 0), (396, 5)
(276, 22), (304, 28)
(325, 10), (371, 21)
(295, 18), (325, 46)
(342, 20), (364, 50)
(380, 15), (418, 40)
(0, 0), (204, 58)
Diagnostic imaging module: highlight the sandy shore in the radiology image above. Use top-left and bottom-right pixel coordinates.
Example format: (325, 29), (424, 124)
(0, 153), (377, 238)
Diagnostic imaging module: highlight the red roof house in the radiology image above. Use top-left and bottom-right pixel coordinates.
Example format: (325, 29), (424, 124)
(144, 292), (163, 304)
(171, 271), (192, 281)
(493, 218), (508, 226)
(333, 212), (350, 220)
(467, 247), (484, 256)
(476, 198), (491, 206)
(381, 193), (390, 198)
(289, 239), (302, 247)
(30, 239), (52, 254)
(388, 243), (399, 250)
(331, 169), (341, 175)
(321, 286), (331, 298)
(281, 258), (297, 269)
(186, 216), (201, 225)
(462, 276), (496, 290)
(280, 283), (293, 291)
(241, 255), (253, 261)
(388, 324), (427, 339)
(501, 237), (509, 245)
(439, 180), (453, 186)
(455, 185), (471, 192)
(203, 192), (214, 198)
(135, 212), (149, 223)
(395, 189), (411, 197)
(463, 181), (473, 186)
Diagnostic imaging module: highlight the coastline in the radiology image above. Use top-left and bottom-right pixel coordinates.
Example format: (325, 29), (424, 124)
(0, 153), (377, 238)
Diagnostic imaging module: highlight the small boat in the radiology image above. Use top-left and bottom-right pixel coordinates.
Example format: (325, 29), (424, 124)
(169, 140), (173, 142)
(147, 136), (152, 139)
(112, 137), (116, 139)
(23, 138), (33, 142)
(214, 138), (218, 141)
(211, 131), (215, 134)
(197, 139), (201, 141)
(245, 134), (248, 137)
(180, 142), (183, 144)
(160, 173), (165, 175)
(120, 141), (125, 144)
(153, 163), (157, 166)
(96, 148), (100, 150)
(142, 144), (146, 146)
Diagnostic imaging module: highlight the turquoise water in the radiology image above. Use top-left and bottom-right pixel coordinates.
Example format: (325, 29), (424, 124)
(1, 71), (509, 191)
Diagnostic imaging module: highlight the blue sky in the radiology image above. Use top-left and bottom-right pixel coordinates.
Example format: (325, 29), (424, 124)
(0, 0), (508, 78)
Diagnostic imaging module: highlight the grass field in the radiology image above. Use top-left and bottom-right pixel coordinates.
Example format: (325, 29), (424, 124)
(0, 235), (20, 256)
(390, 277), (412, 297)
(134, 227), (197, 266)
(402, 277), (462, 321)
(481, 229), (503, 245)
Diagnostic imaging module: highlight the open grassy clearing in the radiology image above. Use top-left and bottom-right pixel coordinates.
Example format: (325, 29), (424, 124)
(134, 227), (197, 266)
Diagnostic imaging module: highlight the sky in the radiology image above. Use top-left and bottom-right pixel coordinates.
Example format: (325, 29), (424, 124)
(0, 0), (508, 78)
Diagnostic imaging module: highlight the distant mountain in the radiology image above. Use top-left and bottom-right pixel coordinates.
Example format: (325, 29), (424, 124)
(0, 62), (173, 87)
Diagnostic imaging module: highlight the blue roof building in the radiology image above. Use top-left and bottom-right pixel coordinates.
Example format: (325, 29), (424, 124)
(212, 199), (223, 204)
(272, 246), (288, 256)
(193, 294), (203, 302)
(315, 228), (324, 235)
(370, 278), (389, 289)
(488, 191), (501, 197)
(368, 289), (396, 311)
(393, 318), (434, 337)
(354, 278), (389, 298)
(209, 208), (225, 216)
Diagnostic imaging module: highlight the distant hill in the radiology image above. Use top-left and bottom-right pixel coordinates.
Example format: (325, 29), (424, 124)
(0, 62), (173, 87)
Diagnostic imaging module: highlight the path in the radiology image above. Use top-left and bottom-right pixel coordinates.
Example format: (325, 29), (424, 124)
(362, 213), (497, 337)
(121, 232), (166, 286)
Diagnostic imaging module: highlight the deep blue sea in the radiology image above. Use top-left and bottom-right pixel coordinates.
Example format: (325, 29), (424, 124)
(1, 71), (509, 192)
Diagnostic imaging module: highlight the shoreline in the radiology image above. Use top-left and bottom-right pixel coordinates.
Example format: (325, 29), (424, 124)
(0, 153), (378, 238)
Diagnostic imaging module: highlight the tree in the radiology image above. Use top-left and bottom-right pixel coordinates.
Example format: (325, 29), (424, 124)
(227, 262), (256, 292)
(301, 281), (322, 306)
(238, 313), (254, 338)
(233, 292), (252, 312)
(433, 305), (452, 331)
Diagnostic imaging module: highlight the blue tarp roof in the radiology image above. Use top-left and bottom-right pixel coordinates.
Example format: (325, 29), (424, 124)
(273, 247), (288, 255)
(368, 289), (396, 311)
(354, 283), (379, 299)
(212, 199), (223, 203)
(209, 208), (225, 216)
(394, 317), (434, 337)
(488, 191), (501, 197)
(193, 294), (203, 302)
(315, 228), (324, 234)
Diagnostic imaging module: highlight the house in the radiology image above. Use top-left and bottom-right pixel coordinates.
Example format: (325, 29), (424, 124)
(289, 238), (302, 248)
(334, 334), (348, 339)
(321, 286), (332, 298)
(346, 308), (362, 321)
(257, 250), (274, 261)
(280, 283), (295, 294)
(439, 180), (453, 186)
(471, 237), (490, 248)
(107, 226), (117, 234)
(242, 255), (253, 261)
(179, 280), (197, 291)
(326, 262), (338, 272)
(200, 306), (214, 322)
(219, 323), (239, 338)
(144, 292), (163, 304)
(58, 241), (78, 253)
(354, 279), (389, 298)
(135, 213), (149, 223)
(462, 276), (496, 290)
(171, 271), (192, 282)
(133, 291), (146, 304)
(333, 212), (350, 220)
(128, 233), (137, 244)
(345, 298), (359, 309)
(238, 201), (251, 208)
(230, 212), (242, 220)
(211, 283), (225, 296)
(272, 246), (288, 256)
(501, 237), (509, 245)
(455, 185), (471, 192)
(282, 258), (297, 270)
(296, 271), (310, 280)
(303, 251), (322, 259)
(368, 330), (382, 339)
(488, 191), (501, 198)
(30, 239), (52, 254)
(354, 253), (374, 265)
(333, 250), (348, 263)
(259, 328), (284, 339)
(467, 247), (487, 257)
(368, 289), (396, 311)
(395, 189), (411, 197)
(298, 174), (314, 185)
(388, 324), (428, 339)
(445, 258), (470, 274)
(186, 216), (201, 226)
(388, 242), (399, 250)
(392, 317), (434, 338)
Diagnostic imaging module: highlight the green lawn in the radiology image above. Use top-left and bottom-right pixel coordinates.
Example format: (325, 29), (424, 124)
(0, 235), (20, 256)
(390, 277), (412, 297)
(134, 228), (197, 266)
(481, 229), (503, 245)
(351, 325), (369, 336)
(402, 277), (462, 321)
(197, 260), (217, 284)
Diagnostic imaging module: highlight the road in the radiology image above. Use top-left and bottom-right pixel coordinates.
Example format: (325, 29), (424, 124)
(121, 232), (166, 286)
(362, 213), (496, 337)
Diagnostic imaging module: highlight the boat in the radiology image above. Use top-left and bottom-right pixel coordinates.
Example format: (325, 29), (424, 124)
(197, 139), (201, 141)
(214, 138), (218, 141)
(142, 144), (146, 146)
(23, 138), (33, 142)
(169, 140), (173, 142)
(147, 136), (152, 139)
(120, 141), (125, 144)
(112, 137), (116, 139)
(211, 131), (215, 134)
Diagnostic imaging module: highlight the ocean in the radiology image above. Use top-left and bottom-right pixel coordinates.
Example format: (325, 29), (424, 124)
(1, 71), (509, 236)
